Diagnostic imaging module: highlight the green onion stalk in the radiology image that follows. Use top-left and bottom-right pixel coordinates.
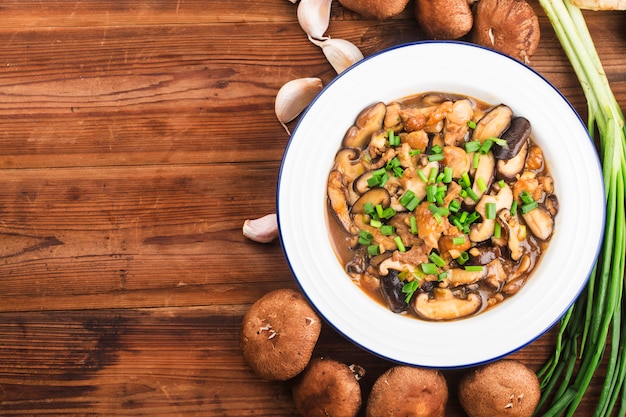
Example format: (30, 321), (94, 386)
(534, 1), (626, 416)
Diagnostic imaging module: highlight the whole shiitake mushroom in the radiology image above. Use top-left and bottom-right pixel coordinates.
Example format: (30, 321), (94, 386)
(458, 359), (541, 417)
(366, 366), (448, 417)
(338, 0), (410, 20)
(470, 0), (541, 64)
(240, 288), (322, 381)
(414, 0), (474, 40)
(292, 357), (364, 417)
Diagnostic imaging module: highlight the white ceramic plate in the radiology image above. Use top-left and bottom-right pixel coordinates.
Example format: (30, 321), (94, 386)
(277, 41), (605, 369)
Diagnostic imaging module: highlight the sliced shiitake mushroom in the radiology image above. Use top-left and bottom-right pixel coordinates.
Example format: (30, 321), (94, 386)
(470, 0), (541, 64)
(412, 288), (482, 321)
(493, 117), (531, 160)
(497, 141), (528, 181)
(292, 357), (363, 417)
(472, 104), (513, 143)
(343, 102), (386, 149)
(351, 188), (391, 214)
(522, 205), (555, 241)
(367, 366), (448, 417)
(328, 170), (357, 234)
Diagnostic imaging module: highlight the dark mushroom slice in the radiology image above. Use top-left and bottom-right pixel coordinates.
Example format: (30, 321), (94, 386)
(379, 269), (409, 313)
(412, 288), (482, 321)
(353, 170), (375, 195)
(493, 117), (531, 160)
(472, 104), (513, 143)
(343, 102), (386, 149)
(496, 141), (528, 182)
(292, 357), (363, 417)
(351, 188), (391, 215)
(522, 205), (555, 241)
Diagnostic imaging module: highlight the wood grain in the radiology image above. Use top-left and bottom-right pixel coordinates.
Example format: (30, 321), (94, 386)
(0, 1), (623, 415)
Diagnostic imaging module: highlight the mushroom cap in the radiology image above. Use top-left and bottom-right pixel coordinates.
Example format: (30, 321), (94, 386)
(414, 0), (473, 40)
(292, 357), (362, 417)
(240, 288), (322, 381)
(366, 366), (448, 417)
(470, 0), (540, 64)
(338, 0), (410, 20)
(458, 359), (541, 417)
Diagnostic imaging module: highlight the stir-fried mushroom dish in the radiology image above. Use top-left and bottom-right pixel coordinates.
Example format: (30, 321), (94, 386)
(327, 92), (558, 321)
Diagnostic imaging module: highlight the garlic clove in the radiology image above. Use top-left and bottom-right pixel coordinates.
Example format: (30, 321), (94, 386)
(309, 38), (364, 74)
(243, 213), (279, 243)
(275, 77), (323, 134)
(297, 0), (333, 41)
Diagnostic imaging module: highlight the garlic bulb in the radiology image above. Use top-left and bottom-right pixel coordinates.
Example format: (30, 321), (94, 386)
(297, 0), (332, 41)
(309, 38), (364, 74)
(275, 77), (323, 134)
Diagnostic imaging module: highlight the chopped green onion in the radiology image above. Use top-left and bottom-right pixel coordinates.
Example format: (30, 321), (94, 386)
(498, 179), (506, 189)
(430, 144), (443, 154)
(510, 200), (518, 215)
(461, 172), (471, 188)
(367, 244), (380, 256)
(370, 219), (382, 228)
(429, 252), (446, 267)
(520, 190), (534, 204)
(388, 130), (400, 146)
(375, 204), (384, 218)
(465, 141), (481, 153)
(477, 177), (487, 193)
(399, 190), (417, 207)
(417, 169), (429, 183)
(467, 120), (476, 129)
(443, 166), (453, 183)
(402, 280), (420, 303)
(381, 207), (396, 219)
(438, 272), (448, 281)
(405, 196), (419, 212)
(420, 263), (438, 275)
(490, 137), (508, 147)
(428, 153), (444, 163)
(479, 139), (493, 154)
(380, 225), (395, 235)
(485, 202), (496, 220)
(452, 236), (466, 245)
(394, 236), (406, 252)
(464, 265), (484, 272)
(426, 184), (437, 203)
(358, 230), (373, 245)
(494, 221), (502, 239)
(473, 152), (480, 169)
(457, 251), (469, 265)
(449, 199), (461, 213)
(436, 172), (445, 183)
(410, 215), (417, 234)
(364, 202), (375, 216)
(428, 167), (438, 183)
(521, 201), (539, 214)
(466, 187), (479, 202)
(409, 149), (421, 156)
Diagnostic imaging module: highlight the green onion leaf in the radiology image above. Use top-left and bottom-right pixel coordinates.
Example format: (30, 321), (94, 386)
(485, 202), (497, 220)
(420, 263), (438, 275)
(394, 236), (406, 252)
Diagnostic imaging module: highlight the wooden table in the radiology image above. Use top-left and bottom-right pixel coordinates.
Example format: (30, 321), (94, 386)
(0, 1), (623, 415)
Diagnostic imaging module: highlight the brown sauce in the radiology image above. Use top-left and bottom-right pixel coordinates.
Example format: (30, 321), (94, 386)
(326, 92), (557, 321)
